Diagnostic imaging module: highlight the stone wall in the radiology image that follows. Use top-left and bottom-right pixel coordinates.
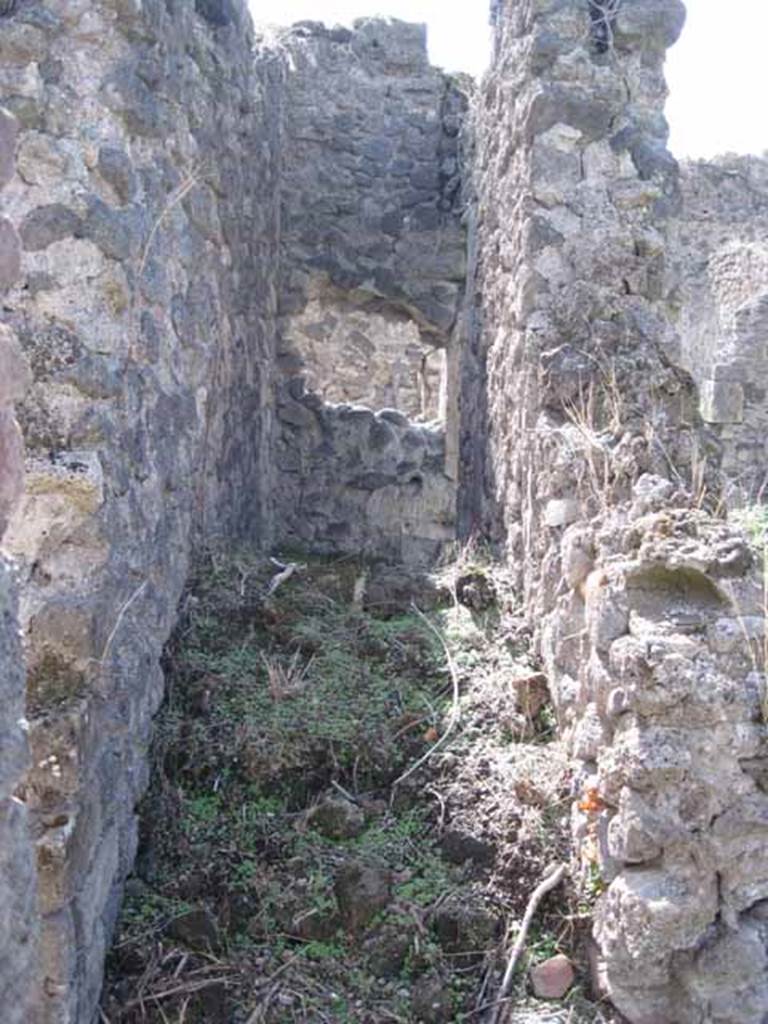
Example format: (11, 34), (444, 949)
(273, 18), (469, 562)
(280, 288), (444, 421)
(5, 1), (768, 1022)
(0, 2), (281, 1019)
(470, 1), (768, 1021)
(276, 377), (454, 564)
(0, 105), (39, 1024)
(275, 18), (468, 341)
(676, 156), (768, 497)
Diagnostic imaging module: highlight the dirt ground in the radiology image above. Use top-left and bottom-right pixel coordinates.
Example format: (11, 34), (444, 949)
(101, 547), (620, 1024)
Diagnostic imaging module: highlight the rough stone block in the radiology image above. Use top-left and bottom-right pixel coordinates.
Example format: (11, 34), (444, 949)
(544, 497), (580, 527)
(0, 324), (31, 405)
(0, 218), (21, 291)
(0, 107), (18, 189)
(700, 379), (744, 424)
(0, 409), (24, 539)
(712, 360), (749, 382)
(19, 203), (82, 252)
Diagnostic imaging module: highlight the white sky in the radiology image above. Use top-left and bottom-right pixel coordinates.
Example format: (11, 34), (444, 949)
(666, 0), (768, 159)
(250, 0), (768, 160)
(250, 1), (492, 78)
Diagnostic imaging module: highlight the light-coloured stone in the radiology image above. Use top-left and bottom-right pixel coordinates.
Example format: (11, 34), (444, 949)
(700, 378), (744, 424)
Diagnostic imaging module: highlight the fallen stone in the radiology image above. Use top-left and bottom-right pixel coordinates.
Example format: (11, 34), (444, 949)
(334, 860), (392, 932)
(456, 569), (496, 611)
(364, 924), (411, 978)
(411, 973), (453, 1023)
(530, 954), (575, 999)
(511, 672), (550, 719)
(439, 829), (495, 868)
(306, 795), (365, 840)
(165, 907), (221, 952)
(432, 891), (498, 960)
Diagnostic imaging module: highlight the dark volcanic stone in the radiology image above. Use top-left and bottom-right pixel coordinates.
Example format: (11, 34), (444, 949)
(439, 829), (496, 868)
(97, 146), (137, 204)
(165, 907), (221, 952)
(334, 861), (392, 932)
(195, 0), (232, 27)
(411, 974), (453, 1023)
(19, 204), (82, 251)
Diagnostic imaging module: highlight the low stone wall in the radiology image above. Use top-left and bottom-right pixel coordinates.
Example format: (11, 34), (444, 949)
(276, 377), (454, 565)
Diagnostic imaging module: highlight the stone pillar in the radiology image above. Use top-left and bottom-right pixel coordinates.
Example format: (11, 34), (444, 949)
(0, 105), (38, 1024)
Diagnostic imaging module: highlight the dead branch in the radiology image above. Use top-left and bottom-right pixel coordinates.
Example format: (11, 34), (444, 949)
(100, 579), (148, 668)
(265, 560), (304, 597)
(489, 863), (568, 1024)
(122, 974), (233, 1010)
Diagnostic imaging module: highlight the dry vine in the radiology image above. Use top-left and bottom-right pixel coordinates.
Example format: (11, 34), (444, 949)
(588, 0), (622, 52)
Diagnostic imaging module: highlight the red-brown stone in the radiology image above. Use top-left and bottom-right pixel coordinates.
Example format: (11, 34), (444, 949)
(530, 954), (575, 1000)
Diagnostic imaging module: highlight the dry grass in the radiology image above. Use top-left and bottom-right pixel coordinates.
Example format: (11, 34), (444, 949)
(260, 650), (314, 700)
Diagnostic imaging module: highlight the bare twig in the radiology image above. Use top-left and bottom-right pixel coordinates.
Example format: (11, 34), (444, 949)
(266, 560), (304, 596)
(139, 165), (203, 277)
(426, 785), (447, 832)
(100, 579), (148, 668)
(489, 863), (568, 1024)
(122, 974), (233, 1010)
(245, 955), (301, 1023)
(330, 778), (361, 804)
(389, 604), (462, 797)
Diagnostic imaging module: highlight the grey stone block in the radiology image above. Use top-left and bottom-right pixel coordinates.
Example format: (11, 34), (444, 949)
(700, 379), (745, 424)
